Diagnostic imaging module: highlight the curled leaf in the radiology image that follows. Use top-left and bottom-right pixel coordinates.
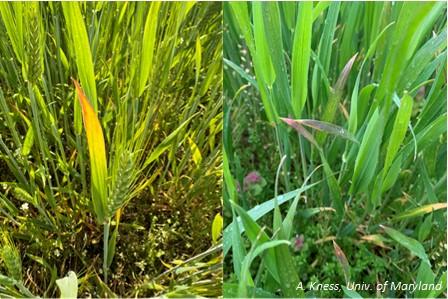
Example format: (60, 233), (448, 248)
(56, 271), (78, 298)
(212, 213), (223, 243)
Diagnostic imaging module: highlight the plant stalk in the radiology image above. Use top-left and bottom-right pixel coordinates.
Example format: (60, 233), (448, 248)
(103, 219), (111, 284)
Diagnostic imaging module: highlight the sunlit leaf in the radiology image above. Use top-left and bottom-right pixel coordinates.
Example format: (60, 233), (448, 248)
(56, 271), (78, 299)
(74, 79), (108, 223)
(211, 213), (223, 243)
(394, 203), (447, 220)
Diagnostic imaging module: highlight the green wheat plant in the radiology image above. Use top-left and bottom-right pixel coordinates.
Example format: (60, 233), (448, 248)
(0, 2), (222, 297)
(224, 2), (446, 298)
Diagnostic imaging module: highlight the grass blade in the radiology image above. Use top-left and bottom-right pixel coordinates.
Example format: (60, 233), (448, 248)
(230, 207), (246, 281)
(252, 2), (275, 88)
(380, 225), (431, 266)
(394, 203), (447, 220)
(138, 2), (161, 97)
(333, 240), (351, 284)
(299, 119), (358, 143)
(274, 243), (302, 297)
(291, 2), (312, 118)
(317, 53), (357, 144)
(73, 79), (107, 223)
(383, 93), (413, 175)
(350, 109), (383, 195)
(280, 117), (318, 147)
(428, 272), (446, 298)
(375, 2), (444, 108)
(143, 113), (197, 168)
(415, 261), (435, 298)
(231, 201), (280, 282)
(62, 2), (97, 134)
(239, 239), (290, 298)
(223, 182), (320, 255)
(223, 58), (258, 89)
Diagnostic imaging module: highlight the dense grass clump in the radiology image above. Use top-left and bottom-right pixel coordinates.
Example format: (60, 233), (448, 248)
(0, 2), (222, 297)
(223, 2), (446, 298)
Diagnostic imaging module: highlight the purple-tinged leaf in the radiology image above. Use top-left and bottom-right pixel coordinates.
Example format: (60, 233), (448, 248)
(299, 119), (358, 143)
(281, 117), (358, 143)
(280, 117), (318, 147)
(334, 53), (358, 93)
(333, 240), (351, 284)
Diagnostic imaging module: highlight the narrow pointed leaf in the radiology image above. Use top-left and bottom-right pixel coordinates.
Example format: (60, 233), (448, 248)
(333, 240), (351, 284)
(224, 181), (320, 255)
(291, 2), (312, 117)
(334, 53), (358, 93)
(383, 93), (413, 175)
(74, 79), (108, 223)
(231, 201), (280, 282)
(138, 2), (161, 96)
(380, 225), (431, 265)
(144, 113), (197, 168)
(300, 119), (358, 143)
(280, 117), (318, 147)
(63, 2), (97, 133)
(351, 109), (383, 194)
(394, 203), (447, 220)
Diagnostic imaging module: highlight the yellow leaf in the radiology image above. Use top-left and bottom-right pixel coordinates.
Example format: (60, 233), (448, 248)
(394, 203), (447, 220)
(211, 213), (223, 243)
(73, 79), (108, 223)
(188, 137), (202, 166)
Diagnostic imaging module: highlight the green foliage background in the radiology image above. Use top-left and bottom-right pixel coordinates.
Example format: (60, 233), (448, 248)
(224, 2), (447, 298)
(0, 2), (222, 297)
